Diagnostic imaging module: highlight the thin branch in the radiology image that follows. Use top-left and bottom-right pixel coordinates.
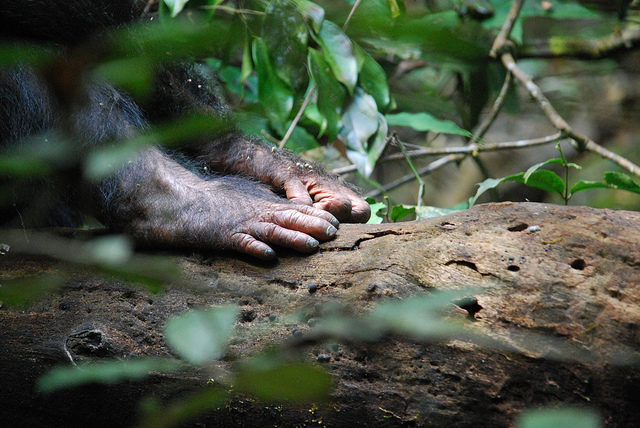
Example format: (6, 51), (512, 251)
(343, 0), (363, 31)
(486, 0), (640, 178)
(332, 133), (564, 175)
(501, 53), (640, 177)
(278, 83), (315, 149)
(365, 154), (464, 198)
(519, 26), (640, 59)
(392, 135), (426, 206)
(489, 0), (524, 58)
(470, 71), (512, 145)
(501, 53), (572, 133)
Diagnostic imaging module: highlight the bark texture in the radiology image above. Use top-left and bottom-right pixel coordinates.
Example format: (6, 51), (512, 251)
(1, 202), (639, 427)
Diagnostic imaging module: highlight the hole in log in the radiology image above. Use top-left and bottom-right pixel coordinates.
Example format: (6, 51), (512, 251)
(454, 297), (483, 317)
(445, 260), (479, 272)
(507, 265), (520, 272)
(508, 223), (528, 232)
(570, 259), (586, 270)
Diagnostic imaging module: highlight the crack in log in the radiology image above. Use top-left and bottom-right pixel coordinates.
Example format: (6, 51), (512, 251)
(445, 260), (495, 277)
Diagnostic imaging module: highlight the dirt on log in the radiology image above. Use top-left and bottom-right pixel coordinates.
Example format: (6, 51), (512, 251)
(1, 202), (639, 427)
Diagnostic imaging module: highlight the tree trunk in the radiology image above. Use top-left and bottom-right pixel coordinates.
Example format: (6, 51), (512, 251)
(1, 202), (639, 427)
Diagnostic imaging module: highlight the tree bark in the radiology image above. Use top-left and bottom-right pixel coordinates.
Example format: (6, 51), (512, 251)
(1, 202), (639, 427)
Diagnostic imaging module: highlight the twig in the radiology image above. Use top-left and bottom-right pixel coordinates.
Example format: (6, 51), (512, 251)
(470, 71), (512, 145)
(519, 26), (640, 59)
(332, 133), (564, 175)
(343, 0), (363, 31)
(393, 135), (426, 206)
(489, 0), (524, 58)
(365, 154), (464, 198)
(489, 0), (640, 178)
(501, 53), (640, 177)
(278, 83), (316, 149)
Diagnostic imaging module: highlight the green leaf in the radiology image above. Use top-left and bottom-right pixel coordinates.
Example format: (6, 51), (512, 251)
(236, 362), (332, 403)
(523, 158), (564, 182)
(604, 171), (640, 194)
(293, 0), (325, 32)
(308, 48), (346, 139)
(263, 0), (309, 92)
(38, 359), (181, 393)
(366, 198), (386, 224)
(386, 112), (472, 137)
(514, 170), (566, 197)
(252, 38), (294, 126)
(354, 43), (390, 111)
(165, 306), (238, 365)
(0, 275), (65, 308)
(414, 205), (458, 219)
(517, 407), (600, 428)
(163, 0), (190, 18)
(390, 205), (415, 222)
(369, 290), (476, 339)
(569, 180), (610, 196)
(468, 177), (506, 207)
(387, 0), (402, 19)
(137, 387), (228, 428)
(316, 20), (358, 92)
(340, 89), (386, 177)
(241, 35), (253, 83)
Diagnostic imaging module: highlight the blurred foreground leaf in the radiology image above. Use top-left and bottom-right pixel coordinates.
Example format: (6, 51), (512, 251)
(165, 306), (239, 365)
(38, 359), (181, 393)
(235, 361), (332, 403)
(0, 275), (65, 308)
(137, 386), (228, 428)
(0, 230), (183, 292)
(517, 407), (601, 428)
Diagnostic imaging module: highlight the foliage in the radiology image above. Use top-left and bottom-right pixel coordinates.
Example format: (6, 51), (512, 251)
(468, 144), (640, 208)
(2, 0), (640, 426)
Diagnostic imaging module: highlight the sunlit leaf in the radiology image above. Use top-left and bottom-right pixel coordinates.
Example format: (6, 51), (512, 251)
(366, 198), (386, 224)
(38, 359), (181, 393)
(390, 205), (415, 222)
(252, 38), (294, 126)
(236, 362), (332, 403)
(340, 89), (383, 177)
(165, 306), (239, 365)
(386, 112), (472, 137)
(316, 20), (358, 92)
(308, 49), (346, 139)
(468, 177), (505, 207)
(293, 0), (325, 32)
(387, 0), (402, 19)
(163, 0), (190, 17)
(241, 35), (253, 83)
(517, 407), (601, 428)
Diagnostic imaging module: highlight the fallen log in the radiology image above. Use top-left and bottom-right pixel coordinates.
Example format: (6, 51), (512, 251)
(1, 202), (639, 427)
